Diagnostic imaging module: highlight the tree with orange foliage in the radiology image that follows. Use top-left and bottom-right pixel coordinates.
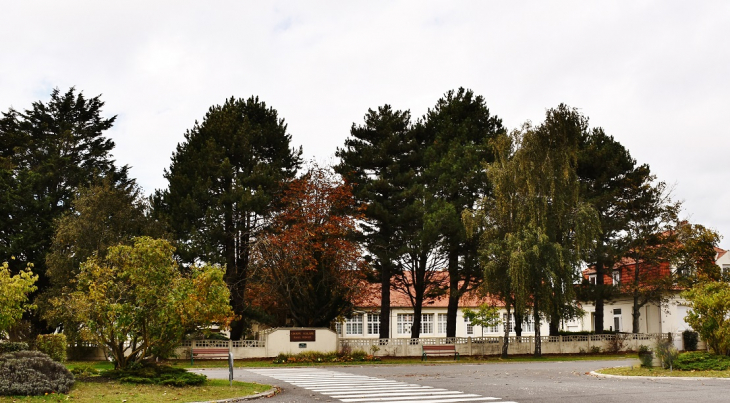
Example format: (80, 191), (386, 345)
(250, 165), (365, 327)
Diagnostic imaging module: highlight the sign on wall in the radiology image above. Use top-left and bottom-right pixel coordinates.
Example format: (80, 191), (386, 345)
(290, 330), (316, 342)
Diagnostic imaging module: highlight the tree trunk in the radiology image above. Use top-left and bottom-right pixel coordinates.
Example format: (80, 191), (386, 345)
(594, 261), (605, 333)
(409, 251), (429, 339)
(501, 304), (511, 358)
(446, 250), (460, 338)
(549, 319), (559, 336)
(533, 299), (541, 357)
(224, 199), (248, 340)
(379, 264), (391, 339)
(632, 293), (641, 333)
(632, 261), (641, 333)
(514, 311), (523, 337)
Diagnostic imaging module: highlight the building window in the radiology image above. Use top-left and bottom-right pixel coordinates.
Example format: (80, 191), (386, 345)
(437, 313), (447, 334)
(397, 314), (414, 334)
(503, 313), (515, 333)
(522, 314), (535, 332)
(612, 270), (621, 285)
(346, 315), (363, 335)
(613, 308), (622, 332)
(367, 313), (380, 335)
(421, 314), (434, 334)
(464, 316), (473, 335)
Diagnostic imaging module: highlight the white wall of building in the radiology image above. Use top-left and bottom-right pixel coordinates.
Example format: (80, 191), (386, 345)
(337, 307), (554, 339)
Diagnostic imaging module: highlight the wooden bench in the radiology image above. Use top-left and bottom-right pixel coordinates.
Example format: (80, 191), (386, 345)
(422, 344), (459, 361)
(190, 347), (230, 365)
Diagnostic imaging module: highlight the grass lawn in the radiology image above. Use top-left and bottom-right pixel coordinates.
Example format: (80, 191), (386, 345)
(598, 366), (730, 378)
(0, 379), (271, 403)
(171, 353), (637, 369)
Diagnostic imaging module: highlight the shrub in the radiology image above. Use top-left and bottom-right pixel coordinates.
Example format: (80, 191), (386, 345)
(606, 334), (626, 353)
(682, 331), (699, 351)
(639, 351), (654, 367)
(70, 364), (99, 377)
(0, 342), (29, 354)
(102, 364), (206, 386)
(682, 282), (730, 355)
(655, 339), (679, 370)
(35, 334), (67, 362)
(674, 352), (730, 371)
(0, 351), (74, 395)
(272, 350), (380, 364)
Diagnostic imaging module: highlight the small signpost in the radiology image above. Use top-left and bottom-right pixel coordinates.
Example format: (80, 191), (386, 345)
(228, 351), (234, 386)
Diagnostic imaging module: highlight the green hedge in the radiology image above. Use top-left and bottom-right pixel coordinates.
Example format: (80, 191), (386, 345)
(674, 352), (730, 371)
(102, 364), (206, 386)
(36, 334), (67, 362)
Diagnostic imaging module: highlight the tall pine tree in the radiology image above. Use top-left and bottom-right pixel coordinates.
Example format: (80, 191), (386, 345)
(421, 88), (504, 337)
(154, 96), (302, 340)
(335, 106), (414, 339)
(577, 128), (654, 333)
(0, 87), (129, 333)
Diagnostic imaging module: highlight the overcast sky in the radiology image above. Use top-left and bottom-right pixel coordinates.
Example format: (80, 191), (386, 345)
(2, 1), (729, 247)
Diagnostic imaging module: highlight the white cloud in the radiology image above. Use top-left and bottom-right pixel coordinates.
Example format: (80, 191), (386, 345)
(2, 0), (729, 245)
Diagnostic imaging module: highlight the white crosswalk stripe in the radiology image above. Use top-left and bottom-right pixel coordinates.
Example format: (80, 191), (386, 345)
(248, 368), (517, 403)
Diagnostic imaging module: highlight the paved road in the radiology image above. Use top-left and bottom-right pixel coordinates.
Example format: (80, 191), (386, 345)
(192, 359), (730, 403)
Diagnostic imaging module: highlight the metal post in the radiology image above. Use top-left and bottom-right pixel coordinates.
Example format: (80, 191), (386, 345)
(228, 351), (234, 386)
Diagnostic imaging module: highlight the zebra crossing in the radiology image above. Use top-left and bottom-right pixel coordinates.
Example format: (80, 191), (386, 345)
(248, 368), (517, 403)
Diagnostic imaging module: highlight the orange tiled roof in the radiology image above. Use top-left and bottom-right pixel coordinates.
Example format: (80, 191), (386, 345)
(357, 271), (503, 309)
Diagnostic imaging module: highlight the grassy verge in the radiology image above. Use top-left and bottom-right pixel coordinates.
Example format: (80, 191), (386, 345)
(171, 353), (636, 368)
(0, 379), (271, 403)
(598, 366), (730, 378)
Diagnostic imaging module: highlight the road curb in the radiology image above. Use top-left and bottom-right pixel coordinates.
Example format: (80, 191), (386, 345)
(190, 386), (281, 402)
(590, 370), (730, 381)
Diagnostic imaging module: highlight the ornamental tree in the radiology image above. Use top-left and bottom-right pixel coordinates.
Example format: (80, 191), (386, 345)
(55, 237), (233, 368)
(462, 303), (501, 338)
(469, 105), (600, 357)
(42, 179), (164, 342)
(250, 165), (365, 327)
(0, 261), (38, 337)
(683, 281), (730, 356)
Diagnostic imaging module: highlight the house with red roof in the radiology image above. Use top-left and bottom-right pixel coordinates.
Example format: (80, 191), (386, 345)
(580, 247), (728, 336)
(335, 272), (568, 339)
(337, 245), (729, 341)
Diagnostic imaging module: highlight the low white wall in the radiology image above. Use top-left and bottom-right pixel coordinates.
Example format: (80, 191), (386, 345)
(266, 328), (338, 357)
(340, 333), (673, 357)
(70, 331), (695, 360)
(176, 339), (267, 360)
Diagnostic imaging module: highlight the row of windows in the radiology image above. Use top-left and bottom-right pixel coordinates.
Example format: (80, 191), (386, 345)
(588, 271), (622, 285)
(338, 313), (536, 336)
